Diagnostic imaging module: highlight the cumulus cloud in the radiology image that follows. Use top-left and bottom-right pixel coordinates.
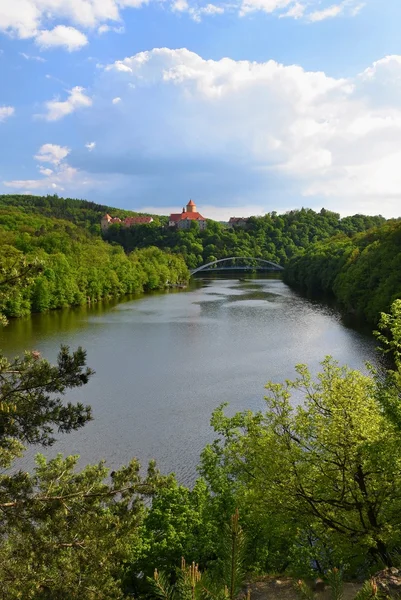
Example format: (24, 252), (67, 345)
(35, 25), (88, 51)
(34, 143), (70, 164)
(4, 143), (93, 193)
(98, 24), (124, 34)
(78, 47), (401, 217)
(85, 141), (96, 151)
(172, 0), (224, 20)
(0, 0), (119, 51)
(0, 106), (15, 122)
(308, 2), (346, 22)
(280, 2), (305, 18)
(40, 86), (92, 121)
(112, 96), (122, 104)
(0, 0), (365, 52)
(38, 167), (54, 176)
(172, 0), (190, 11)
(240, 0), (364, 20)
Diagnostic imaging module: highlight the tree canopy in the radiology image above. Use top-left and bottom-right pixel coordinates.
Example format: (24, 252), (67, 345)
(1, 194), (401, 596)
(103, 208), (385, 270)
(284, 220), (401, 324)
(0, 206), (188, 320)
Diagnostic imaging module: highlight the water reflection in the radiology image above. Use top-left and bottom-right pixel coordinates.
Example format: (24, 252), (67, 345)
(0, 276), (378, 485)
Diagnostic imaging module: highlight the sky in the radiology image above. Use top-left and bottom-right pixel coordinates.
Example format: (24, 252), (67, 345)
(1, 0), (401, 220)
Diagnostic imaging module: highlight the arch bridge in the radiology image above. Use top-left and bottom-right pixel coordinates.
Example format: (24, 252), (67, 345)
(190, 256), (284, 276)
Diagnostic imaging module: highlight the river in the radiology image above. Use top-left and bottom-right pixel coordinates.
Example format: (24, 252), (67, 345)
(0, 276), (379, 485)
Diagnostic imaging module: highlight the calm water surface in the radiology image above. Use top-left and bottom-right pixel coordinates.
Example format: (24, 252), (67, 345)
(0, 276), (378, 485)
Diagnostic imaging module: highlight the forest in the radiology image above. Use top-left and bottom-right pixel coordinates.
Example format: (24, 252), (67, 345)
(284, 219), (401, 325)
(103, 207), (386, 269)
(0, 192), (397, 326)
(0, 194), (166, 233)
(1, 195), (401, 597)
(2, 282), (401, 597)
(0, 202), (188, 321)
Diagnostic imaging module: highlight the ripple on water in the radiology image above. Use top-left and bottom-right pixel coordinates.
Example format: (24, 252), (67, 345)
(0, 276), (379, 485)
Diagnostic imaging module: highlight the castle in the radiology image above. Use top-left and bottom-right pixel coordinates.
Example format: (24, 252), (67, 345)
(101, 214), (154, 231)
(169, 200), (207, 230)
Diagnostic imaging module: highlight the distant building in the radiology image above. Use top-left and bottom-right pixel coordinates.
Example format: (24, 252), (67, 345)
(228, 217), (249, 228)
(101, 214), (153, 231)
(169, 200), (207, 230)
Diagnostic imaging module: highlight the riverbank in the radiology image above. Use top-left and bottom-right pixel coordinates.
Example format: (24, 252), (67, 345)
(283, 219), (401, 326)
(1, 243), (189, 322)
(0, 276), (379, 484)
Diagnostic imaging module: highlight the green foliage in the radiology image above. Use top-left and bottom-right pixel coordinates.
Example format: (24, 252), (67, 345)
(296, 570), (380, 600)
(0, 341), (177, 598)
(0, 194), (164, 232)
(0, 346), (92, 466)
(373, 300), (401, 431)
(0, 206), (189, 318)
(135, 478), (218, 576)
(147, 511), (247, 600)
(353, 580), (381, 600)
(0, 245), (43, 324)
(104, 207), (385, 270)
(0, 263), (177, 597)
(200, 345), (401, 576)
(2, 193), (401, 595)
(284, 220), (401, 324)
(0, 456), (167, 599)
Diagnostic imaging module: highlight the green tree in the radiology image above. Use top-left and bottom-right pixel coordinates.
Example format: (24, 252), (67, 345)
(0, 275), (172, 598)
(201, 352), (401, 575)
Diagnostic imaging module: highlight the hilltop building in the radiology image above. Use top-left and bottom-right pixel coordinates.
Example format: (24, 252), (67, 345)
(169, 200), (207, 230)
(228, 217), (249, 228)
(101, 214), (153, 231)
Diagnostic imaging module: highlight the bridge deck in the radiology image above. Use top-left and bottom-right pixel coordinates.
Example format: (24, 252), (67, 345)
(194, 266), (282, 272)
(190, 256), (284, 276)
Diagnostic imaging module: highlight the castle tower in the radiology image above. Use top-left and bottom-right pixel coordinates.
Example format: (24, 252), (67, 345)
(186, 199), (196, 213)
(101, 214), (112, 231)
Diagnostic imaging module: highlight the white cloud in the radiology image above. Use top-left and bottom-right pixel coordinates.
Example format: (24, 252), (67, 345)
(85, 141), (96, 151)
(95, 48), (401, 217)
(98, 24), (125, 34)
(240, 0), (293, 15)
(201, 4), (225, 15)
(239, 0), (364, 20)
(0, 106), (15, 122)
(19, 52), (46, 62)
(0, 0), (363, 50)
(112, 96), (122, 104)
(171, 0), (224, 20)
(40, 86), (92, 121)
(4, 143), (92, 192)
(280, 2), (305, 18)
(35, 25), (88, 51)
(172, 0), (190, 11)
(34, 143), (70, 164)
(308, 2), (344, 22)
(98, 24), (112, 34)
(38, 167), (53, 176)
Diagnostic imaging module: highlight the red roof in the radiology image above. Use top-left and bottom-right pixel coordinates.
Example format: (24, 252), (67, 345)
(170, 211), (205, 222)
(169, 213), (182, 222)
(229, 217), (249, 224)
(187, 200), (196, 206)
(124, 216), (153, 225)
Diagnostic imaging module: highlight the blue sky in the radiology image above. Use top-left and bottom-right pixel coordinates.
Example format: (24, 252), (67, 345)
(1, 0), (401, 219)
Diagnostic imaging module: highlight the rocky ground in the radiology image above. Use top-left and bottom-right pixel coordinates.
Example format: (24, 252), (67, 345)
(245, 569), (401, 600)
(246, 577), (361, 600)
